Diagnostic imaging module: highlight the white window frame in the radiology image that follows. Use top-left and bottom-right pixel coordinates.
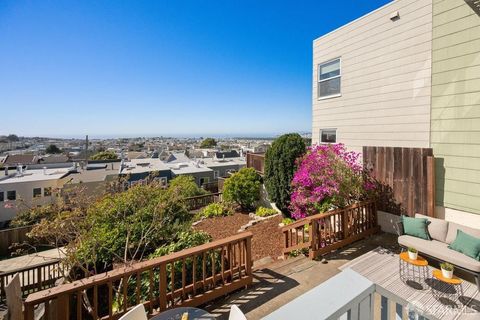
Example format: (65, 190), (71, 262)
(320, 128), (337, 144)
(318, 57), (341, 100)
(213, 170), (219, 179)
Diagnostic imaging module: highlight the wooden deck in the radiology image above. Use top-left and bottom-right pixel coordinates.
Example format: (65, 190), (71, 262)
(340, 247), (480, 320)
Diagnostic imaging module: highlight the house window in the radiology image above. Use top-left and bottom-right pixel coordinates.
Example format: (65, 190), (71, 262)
(318, 58), (341, 98)
(214, 171), (219, 179)
(7, 190), (16, 201)
(154, 177), (168, 187)
(199, 177), (210, 186)
(0, 192), (3, 202)
(44, 187), (52, 197)
(33, 188), (42, 198)
(320, 129), (337, 143)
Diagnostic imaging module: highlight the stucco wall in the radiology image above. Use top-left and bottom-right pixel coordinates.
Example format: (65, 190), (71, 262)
(431, 0), (480, 215)
(312, 0), (433, 153)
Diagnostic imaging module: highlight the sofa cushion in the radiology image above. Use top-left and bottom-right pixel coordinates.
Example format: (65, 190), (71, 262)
(415, 213), (449, 243)
(448, 230), (480, 261)
(445, 222), (480, 244)
(402, 216), (430, 240)
(398, 235), (480, 272)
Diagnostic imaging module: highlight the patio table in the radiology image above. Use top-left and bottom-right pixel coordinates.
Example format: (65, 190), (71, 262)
(399, 251), (429, 290)
(150, 307), (214, 320)
(431, 269), (464, 308)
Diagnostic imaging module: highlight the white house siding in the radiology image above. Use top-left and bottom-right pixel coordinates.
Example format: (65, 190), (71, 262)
(312, 0), (433, 153)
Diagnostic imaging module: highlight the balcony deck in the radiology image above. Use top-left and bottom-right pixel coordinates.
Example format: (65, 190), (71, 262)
(340, 247), (480, 319)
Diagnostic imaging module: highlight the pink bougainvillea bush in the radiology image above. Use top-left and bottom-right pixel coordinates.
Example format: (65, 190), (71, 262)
(290, 144), (375, 220)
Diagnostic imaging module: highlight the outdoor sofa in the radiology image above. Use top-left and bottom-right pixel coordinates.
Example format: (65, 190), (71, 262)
(396, 213), (480, 290)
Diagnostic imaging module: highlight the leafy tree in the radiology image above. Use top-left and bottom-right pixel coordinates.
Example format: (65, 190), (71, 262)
(46, 144), (62, 154)
(168, 175), (208, 198)
(91, 150), (118, 160)
(7, 134), (19, 142)
(200, 138), (217, 148)
(264, 133), (306, 213)
(223, 167), (262, 210)
(29, 183), (192, 277)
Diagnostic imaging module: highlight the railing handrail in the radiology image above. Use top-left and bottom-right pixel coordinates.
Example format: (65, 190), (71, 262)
(0, 225), (33, 233)
(183, 192), (222, 201)
(25, 231), (253, 304)
(0, 258), (61, 276)
(281, 200), (376, 232)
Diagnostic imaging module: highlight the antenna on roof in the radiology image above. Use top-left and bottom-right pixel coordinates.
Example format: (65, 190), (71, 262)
(85, 135), (89, 166)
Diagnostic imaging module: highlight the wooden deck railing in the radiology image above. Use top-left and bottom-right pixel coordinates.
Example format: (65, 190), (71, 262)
(0, 259), (62, 303)
(184, 193), (222, 211)
(282, 201), (379, 259)
(24, 232), (253, 320)
(246, 153), (265, 175)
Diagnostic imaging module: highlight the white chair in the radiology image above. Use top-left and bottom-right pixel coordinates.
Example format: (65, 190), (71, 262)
(119, 304), (148, 320)
(228, 305), (247, 320)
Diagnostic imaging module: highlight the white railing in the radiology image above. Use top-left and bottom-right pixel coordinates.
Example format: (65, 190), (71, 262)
(263, 268), (432, 320)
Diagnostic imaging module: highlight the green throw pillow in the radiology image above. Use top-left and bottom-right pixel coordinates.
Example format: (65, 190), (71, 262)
(448, 230), (480, 261)
(402, 216), (430, 240)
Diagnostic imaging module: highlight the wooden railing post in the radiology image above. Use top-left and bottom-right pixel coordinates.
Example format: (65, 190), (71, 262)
(159, 263), (167, 311)
(342, 209), (349, 240)
(245, 237), (252, 284)
(37, 266), (42, 291)
(57, 293), (69, 319)
(309, 219), (317, 259)
(24, 302), (35, 320)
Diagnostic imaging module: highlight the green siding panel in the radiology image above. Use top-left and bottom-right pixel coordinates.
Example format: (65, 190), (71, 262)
(432, 65), (480, 85)
(432, 0), (480, 215)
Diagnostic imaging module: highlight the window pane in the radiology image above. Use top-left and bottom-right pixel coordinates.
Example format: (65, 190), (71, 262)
(321, 129), (337, 143)
(7, 190), (16, 201)
(44, 187), (52, 197)
(33, 188), (42, 198)
(0, 192), (3, 202)
(319, 59), (340, 80)
(319, 77), (341, 97)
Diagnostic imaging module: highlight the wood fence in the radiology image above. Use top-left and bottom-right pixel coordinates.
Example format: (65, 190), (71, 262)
(362, 146), (435, 217)
(0, 259), (62, 303)
(0, 225), (33, 257)
(201, 181), (219, 193)
(24, 232), (253, 320)
(282, 201), (379, 259)
(183, 193), (222, 211)
(246, 153), (265, 175)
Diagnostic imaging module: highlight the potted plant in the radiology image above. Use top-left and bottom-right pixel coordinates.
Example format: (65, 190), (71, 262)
(407, 247), (418, 260)
(440, 262), (454, 279)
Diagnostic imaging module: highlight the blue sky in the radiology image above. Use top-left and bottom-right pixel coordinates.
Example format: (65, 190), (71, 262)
(0, 0), (390, 138)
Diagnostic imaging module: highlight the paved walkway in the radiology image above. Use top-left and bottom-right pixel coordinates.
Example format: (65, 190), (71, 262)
(0, 248), (63, 273)
(205, 232), (399, 319)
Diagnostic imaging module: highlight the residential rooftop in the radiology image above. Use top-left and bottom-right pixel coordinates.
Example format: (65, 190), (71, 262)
(0, 168), (70, 184)
(119, 158), (170, 175)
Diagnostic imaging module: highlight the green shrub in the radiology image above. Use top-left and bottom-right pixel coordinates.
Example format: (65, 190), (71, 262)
(198, 202), (233, 219)
(223, 167), (262, 210)
(91, 150), (118, 160)
(282, 218), (295, 225)
(264, 133), (306, 213)
(255, 207), (278, 217)
(168, 175), (208, 198)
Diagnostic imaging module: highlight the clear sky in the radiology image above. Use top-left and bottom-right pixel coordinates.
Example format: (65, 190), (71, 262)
(0, 0), (390, 138)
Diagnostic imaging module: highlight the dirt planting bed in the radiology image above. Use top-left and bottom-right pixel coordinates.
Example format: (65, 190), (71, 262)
(194, 212), (284, 262)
